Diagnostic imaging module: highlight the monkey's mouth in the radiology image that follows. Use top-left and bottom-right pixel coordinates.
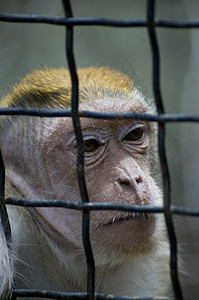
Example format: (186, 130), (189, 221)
(100, 212), (155, 228)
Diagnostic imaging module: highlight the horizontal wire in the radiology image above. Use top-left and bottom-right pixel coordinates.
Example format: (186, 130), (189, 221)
(0, 6), (198, 300)
(5, 197), (199, 217)
(12, 289), (171, 300)
(0, 13), (199, 28)
(1, 108), (199, 122)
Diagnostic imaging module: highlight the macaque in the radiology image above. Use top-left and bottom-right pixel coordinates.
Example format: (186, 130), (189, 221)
(0, 67), (171, 298)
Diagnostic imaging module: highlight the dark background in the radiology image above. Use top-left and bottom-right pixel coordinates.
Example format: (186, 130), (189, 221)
(0, 0), (199, 298)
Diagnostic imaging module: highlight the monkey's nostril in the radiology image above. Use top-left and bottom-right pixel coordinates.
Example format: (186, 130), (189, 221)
(119, 175), (142, 186)
(121, 179), (130, 186)
(118, 176), (130, 186)
(136, 175), (142, 184)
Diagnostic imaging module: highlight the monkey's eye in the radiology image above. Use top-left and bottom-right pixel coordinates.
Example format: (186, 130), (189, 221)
(123, 127), (144, 142)
(83, 139), (101, 153)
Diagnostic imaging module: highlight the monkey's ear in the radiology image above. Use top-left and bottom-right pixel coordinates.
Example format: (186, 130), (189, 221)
(0, 115), (15, 148)
(0, 93), (20, 144)
(0, 120), (8, 148)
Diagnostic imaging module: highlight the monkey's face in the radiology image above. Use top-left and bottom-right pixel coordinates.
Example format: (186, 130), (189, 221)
(2, 96), (163, 256)
(80, 98), (162, 255)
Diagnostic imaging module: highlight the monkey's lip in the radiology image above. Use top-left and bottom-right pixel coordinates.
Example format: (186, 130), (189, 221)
(99, 212), (155, 228)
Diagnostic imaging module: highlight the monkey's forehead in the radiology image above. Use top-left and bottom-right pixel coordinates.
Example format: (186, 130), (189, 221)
(0, 94), (153, 142)
(42, 96), (154, 139)
(79, 94), (151, 113)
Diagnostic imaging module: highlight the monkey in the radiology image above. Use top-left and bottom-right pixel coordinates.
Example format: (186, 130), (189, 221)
(0, 67), (171, 299)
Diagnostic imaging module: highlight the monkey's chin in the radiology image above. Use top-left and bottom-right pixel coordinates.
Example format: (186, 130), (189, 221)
(92, 213), (157, 254)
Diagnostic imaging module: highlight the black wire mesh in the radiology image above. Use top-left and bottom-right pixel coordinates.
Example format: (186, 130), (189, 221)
(0, 0), (199, 299)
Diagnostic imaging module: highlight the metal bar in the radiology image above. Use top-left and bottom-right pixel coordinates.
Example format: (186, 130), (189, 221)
(147, 1), (183, 299)
(12, 289), (172, 300)
(0, 13), (199, 28)
(1, 108), (199, 123)
(62, 1), (95, 299)
(5, 197), (199, 217)
(0, 1), (198, 299)
(0, 149), (11, 245)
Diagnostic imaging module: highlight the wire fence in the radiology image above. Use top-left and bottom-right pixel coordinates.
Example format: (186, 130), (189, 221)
(0, 0), (199, 299)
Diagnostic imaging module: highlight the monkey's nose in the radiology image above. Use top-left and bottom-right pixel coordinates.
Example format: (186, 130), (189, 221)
(118, 175), (142, 187)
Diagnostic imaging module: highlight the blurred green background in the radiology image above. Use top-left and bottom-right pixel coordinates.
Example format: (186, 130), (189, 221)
(0, 0), (199, 298)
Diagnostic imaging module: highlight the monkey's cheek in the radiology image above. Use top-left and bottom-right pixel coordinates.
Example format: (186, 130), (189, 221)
(92, 218), (157, 252)
(34, 208), (84, 248)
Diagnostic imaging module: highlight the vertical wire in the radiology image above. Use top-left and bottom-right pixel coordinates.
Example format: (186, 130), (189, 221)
(0, 149), (12, 300)
(0, 149), (11, 245)
(147, 0), (183, 299)
(62, 1), (95, 299)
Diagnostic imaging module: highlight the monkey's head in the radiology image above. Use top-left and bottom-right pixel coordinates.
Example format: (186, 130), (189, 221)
(0, 67), (164, 263)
